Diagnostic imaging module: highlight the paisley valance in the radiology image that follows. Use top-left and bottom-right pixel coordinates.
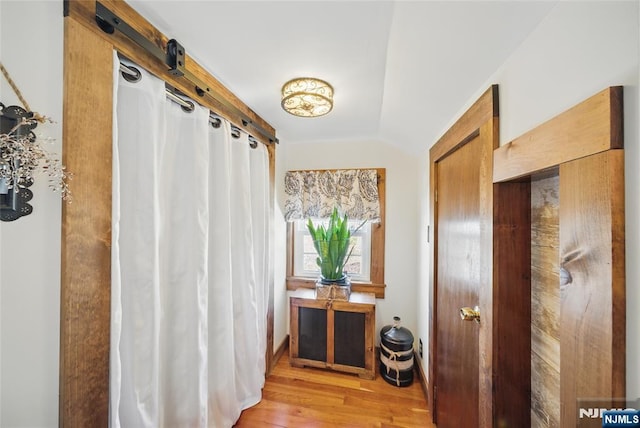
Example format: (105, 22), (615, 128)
(284, 169), (380, 222)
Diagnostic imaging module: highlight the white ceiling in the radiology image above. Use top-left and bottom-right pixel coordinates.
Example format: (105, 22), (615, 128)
(127, 1), (557, 154)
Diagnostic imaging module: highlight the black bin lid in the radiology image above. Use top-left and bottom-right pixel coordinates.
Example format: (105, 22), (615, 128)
(380, 316), (414, 347)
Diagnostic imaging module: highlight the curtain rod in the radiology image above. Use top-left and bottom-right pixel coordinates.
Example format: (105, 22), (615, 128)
(119, 63), (259, 149)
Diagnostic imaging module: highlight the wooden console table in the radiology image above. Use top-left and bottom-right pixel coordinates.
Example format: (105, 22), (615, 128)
(289, 288), (376, 379)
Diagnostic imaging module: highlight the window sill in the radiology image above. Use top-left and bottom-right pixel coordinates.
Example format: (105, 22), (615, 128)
(286, 276), (386, 299)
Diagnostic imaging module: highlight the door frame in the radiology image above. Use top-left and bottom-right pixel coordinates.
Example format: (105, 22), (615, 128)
(492, 86), (624, 427)
(429, 85), (499, 427)
(429, 85), (624, 427)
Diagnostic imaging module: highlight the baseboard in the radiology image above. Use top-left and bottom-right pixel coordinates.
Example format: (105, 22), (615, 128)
(271, 335), (289, 370)
(413, 350), (430, 407)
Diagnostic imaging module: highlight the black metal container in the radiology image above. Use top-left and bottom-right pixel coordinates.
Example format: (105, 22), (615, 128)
(379, 316), (414, 387)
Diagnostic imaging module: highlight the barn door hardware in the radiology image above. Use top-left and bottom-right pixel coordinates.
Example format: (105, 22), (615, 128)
(93, 2), (279, 145)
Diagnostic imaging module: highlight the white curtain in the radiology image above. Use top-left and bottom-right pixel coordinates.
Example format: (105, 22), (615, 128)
(110, 56), (270, 428)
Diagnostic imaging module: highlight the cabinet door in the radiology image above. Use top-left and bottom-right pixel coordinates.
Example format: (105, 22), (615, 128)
(298, 306), (327, 362)
(334, 310), (366, 368)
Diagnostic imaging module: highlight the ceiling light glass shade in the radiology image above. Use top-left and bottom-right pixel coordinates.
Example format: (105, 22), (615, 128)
(281, 77), (334, 117)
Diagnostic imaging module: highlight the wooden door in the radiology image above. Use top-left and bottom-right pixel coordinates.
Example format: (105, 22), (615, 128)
(429, 86), (498, 427)
(434, 134), (482, 427)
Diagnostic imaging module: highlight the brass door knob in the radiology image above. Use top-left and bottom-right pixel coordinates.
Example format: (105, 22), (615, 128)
(460, 306), (480, 323)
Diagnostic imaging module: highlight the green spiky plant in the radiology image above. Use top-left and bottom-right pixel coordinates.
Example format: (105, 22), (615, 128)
(307, 207), (362, 282)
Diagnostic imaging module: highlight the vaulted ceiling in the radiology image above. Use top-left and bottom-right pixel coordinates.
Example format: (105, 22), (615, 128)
(127, 1), (557, 154)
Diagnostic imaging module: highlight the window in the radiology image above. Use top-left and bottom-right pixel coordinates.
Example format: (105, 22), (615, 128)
(285, 168), (386, 298)
(293, 219), (372, 282)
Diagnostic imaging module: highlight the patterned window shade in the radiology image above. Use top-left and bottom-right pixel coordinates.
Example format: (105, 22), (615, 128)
(284, 169), (380, 222)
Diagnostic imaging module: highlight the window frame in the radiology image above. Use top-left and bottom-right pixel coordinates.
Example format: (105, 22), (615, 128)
(292, 219), (372, 281)
(286, 168), (386, 298)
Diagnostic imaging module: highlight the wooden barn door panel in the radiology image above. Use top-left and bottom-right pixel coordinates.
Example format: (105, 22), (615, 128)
(559, 150), (625, 427)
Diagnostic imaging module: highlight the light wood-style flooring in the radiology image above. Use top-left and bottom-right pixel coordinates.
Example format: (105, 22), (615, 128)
(234, 351), (434, 427)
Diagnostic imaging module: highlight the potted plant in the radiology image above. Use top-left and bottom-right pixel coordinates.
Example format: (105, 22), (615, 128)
(306, 207), (361, 300)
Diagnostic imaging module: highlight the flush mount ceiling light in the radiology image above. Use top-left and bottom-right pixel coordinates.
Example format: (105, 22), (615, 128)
(281, 77), (334, 118)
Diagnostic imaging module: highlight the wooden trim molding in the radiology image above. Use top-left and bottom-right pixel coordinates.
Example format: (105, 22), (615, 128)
(270, 334), (289, 374)
(60, 18), (114, 426)
(492, 87), (625, 427)
(429, 85), (499, 162)
(61, 1), (278, 426)
(559, 150), (626, 427)
(286, 276), (386, 299)
(413, 350), (430, 404)
(285, 168), (386, 299)
(493, 86), (623, 182)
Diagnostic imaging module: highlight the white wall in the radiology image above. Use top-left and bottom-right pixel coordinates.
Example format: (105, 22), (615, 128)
(277, 140), (421, 339)
(416, 0), (640, 400)
(416, 149), (430, 373)
(0, 1), (63, 427)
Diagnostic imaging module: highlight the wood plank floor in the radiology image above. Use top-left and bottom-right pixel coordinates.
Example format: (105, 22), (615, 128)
(234, 351), (434, 428)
